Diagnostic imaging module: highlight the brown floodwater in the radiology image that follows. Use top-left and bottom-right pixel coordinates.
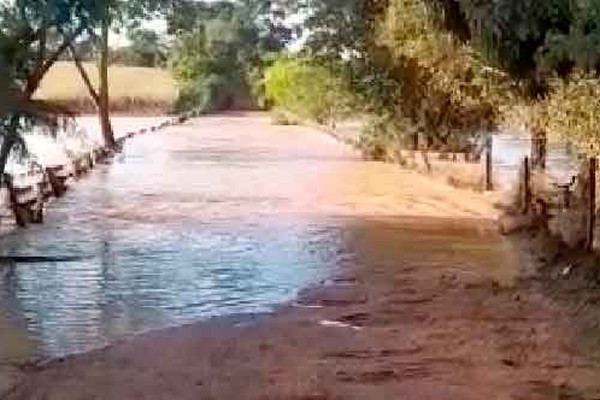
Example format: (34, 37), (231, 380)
(0, 113), (507, 362)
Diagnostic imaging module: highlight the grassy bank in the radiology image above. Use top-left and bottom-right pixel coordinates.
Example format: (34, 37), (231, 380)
(34, 62), (178, 115)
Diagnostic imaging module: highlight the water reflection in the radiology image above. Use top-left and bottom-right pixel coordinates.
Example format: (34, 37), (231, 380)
(0, 208), (347, 357)
(494, 132), (580, 190)
(0, 263), (38, 363)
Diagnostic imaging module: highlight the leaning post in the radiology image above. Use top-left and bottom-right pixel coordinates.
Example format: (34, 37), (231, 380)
(587, 156), (597, 252)
(485, 134), (493, 191)
(523, 156), (531, 214)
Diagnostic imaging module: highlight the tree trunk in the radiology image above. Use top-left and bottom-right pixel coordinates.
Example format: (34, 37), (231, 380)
(412, 132), (418, 150)
(99, 15), (115, 148)
(70, 45), (100, 105)
(587, 157), (597, 252)
(25, 25), (85, 98)
(1, 26), (83, 180)
(0, 117), (21, 178)
(0, 136), (15, 178)
(485, 134), (493, 191)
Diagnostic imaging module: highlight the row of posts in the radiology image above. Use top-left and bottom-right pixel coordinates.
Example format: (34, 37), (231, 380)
(520, 153), (597, 251)
(0, 109), (199, 230)
(1, 148), (107, 227)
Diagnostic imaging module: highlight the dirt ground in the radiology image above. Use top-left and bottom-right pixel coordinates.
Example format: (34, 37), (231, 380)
(4, 115), (600, 399)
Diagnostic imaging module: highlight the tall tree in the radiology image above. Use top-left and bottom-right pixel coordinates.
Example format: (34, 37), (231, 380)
(122, 29), (167, 67)
(70, 0), (173, 148)
(99, 2), (114, 147)
(301, 0), (505, 152)
(169, 0), (294, 112)
(424, 0), (600, 168)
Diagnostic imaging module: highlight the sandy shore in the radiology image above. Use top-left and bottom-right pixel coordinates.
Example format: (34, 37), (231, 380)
(4, 116), (600, 399)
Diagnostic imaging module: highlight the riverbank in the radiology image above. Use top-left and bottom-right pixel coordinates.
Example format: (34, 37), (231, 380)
(4, 114), (600, 399)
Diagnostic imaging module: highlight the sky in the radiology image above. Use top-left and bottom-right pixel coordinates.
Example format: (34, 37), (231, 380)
(110, 19), (169, 47)
(111, 1), (308, 50)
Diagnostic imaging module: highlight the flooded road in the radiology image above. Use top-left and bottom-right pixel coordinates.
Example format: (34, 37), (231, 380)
(0, 113), (500, 362)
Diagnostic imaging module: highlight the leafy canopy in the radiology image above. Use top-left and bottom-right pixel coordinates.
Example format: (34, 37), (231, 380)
(264, 57), (354, 124)
(169, 0), (294, 112)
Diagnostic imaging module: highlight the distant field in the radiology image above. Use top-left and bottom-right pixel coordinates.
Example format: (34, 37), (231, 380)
(34, 62), (179, 115)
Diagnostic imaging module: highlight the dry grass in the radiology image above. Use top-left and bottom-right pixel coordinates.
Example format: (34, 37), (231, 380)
(34, 62), (178, 114)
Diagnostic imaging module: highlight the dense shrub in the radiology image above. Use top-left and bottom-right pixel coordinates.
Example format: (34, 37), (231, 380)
(358, 0), (510, 155)
(542, 74), (600, 155)
(264, 58), (355, 126)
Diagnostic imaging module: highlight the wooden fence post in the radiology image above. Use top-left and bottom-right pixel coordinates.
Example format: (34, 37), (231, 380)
(587, 156), (597, 252)
(523, 156), (531, 214)
(485, 135), (493, 191)
(4, 174), (28, 227)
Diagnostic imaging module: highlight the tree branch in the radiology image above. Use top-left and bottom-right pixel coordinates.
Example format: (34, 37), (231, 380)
(36, 16), (48, 70)
(25, 25), (86, 98)
(69, 44), (100, 106)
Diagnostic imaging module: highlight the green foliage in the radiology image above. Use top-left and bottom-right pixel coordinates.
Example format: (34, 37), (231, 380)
(106, 0), (172, 31)
(358, 112), (408, 160)
(0, 0), (109, 173)
(425, 0), (600, 161)
(174, 73), (242, 112)
(541, 74), (600, 155)
(536, 0), (600, 74)
(375, 0), (510, 150)
(429, 0), (600, 92)
(264, 57), (355, 125)
(169, 0), (292, 112)
(169, 16), (247, 111)
(302, 0), (509, 154)
(110, 29), (167, 67)
(302, 0), (395, 113)
(303, 0), (387, 59)
(463, 0), (572, 79)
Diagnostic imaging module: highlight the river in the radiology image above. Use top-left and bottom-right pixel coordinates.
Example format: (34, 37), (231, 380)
(0, 113), (582, 366)
(5, 115), (599, 400)
(0, 113), (368, 361)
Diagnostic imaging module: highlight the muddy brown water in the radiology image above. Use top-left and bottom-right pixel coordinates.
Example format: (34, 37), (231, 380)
(0, 113), (507, 365)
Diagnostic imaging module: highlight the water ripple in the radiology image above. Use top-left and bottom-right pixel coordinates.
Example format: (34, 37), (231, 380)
(0, 116), (354, 358)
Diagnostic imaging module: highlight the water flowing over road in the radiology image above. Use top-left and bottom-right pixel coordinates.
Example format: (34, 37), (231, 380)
(7, 114), (597, 400)
(0, 113), (498, 363)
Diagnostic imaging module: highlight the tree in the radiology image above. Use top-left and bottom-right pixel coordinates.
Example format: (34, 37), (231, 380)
(69, 0), (172, 148)
(168, 0), (294, 112)
(427, 0), (574, 88)
(425, 0), (600, 168)
(0, 0), (102, 176)
(116, 29), (167, 67)
(300, 0), (507, 156)
(295, 0), (405, 131)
